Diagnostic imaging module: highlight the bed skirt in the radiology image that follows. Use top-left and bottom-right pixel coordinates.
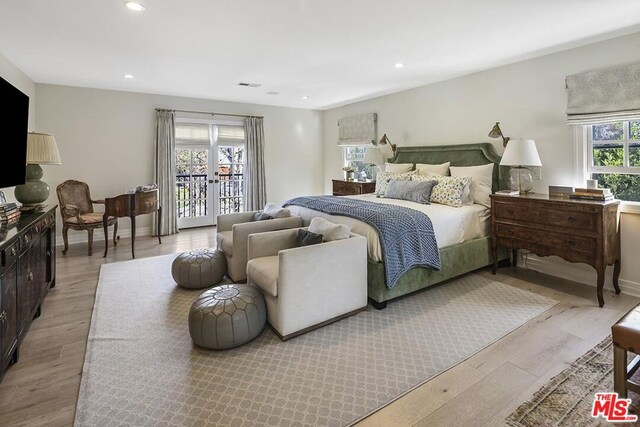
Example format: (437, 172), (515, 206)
(367, 236), (510, 307)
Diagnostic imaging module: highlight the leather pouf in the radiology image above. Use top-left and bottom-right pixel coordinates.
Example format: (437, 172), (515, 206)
(172, 248), (227, 289)
(189, 284), (266, 349)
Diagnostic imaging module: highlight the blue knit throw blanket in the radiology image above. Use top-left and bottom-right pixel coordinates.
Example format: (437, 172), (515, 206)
(283, 196), (440, 288)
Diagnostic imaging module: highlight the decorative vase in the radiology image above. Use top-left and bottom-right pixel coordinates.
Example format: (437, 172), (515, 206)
(345, 171), (355, 181)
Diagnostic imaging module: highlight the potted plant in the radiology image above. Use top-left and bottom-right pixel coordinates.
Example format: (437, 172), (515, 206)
(342, 166), (356, 181)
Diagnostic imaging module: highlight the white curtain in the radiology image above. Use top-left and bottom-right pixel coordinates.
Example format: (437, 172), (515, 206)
(244, 117), (267, 211)
(153, 110), (179, 235)
(566, 61), (640, 125)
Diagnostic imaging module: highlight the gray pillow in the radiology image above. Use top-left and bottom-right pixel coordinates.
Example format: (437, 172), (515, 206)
(384, 179), (437, 204)
(296, 229), (323, 246)
(253, 211), (272, 221)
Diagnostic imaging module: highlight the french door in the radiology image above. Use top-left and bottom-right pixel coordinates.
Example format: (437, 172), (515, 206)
(175, 121), (246, 229)
(176, 145), (216, 228)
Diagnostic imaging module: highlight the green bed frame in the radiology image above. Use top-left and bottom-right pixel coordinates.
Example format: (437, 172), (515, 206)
(368, 143), (510, 309)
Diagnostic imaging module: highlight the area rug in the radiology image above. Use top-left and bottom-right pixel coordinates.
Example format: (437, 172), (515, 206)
(75, 254), (556, 426)
(507, 336), (640, 427)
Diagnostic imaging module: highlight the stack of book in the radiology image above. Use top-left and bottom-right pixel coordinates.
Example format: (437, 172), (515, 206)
(0, 203), (21, 227)
(570, 188), (614, 201)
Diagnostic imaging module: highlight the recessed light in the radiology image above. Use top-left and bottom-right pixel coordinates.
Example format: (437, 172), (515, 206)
(394, 63), (405, 68)
(123, 74), (134, 79)
(301, 96), (310, 100)
(124, 1), (145, 12)
(266, 91), (279, 96)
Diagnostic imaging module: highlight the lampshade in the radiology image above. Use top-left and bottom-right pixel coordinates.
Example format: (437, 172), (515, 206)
(26, 132), (62, 165)
(363, 147), (385, 165)
(500, 139), (542, 167)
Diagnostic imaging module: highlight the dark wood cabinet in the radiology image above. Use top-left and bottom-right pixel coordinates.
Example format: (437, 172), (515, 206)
(490, 194), (620, 307)
(332, 180), (376, 196)
(0, 206), (56, 381)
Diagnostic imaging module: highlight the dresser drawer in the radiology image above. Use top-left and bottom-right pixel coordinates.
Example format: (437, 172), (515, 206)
(333, 181), (360, 195)
(1, 239), (20, 268)
(496, 223), (595, 254)
(494, 202), (596, 232)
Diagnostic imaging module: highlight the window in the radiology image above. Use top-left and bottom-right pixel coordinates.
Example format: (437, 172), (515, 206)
(217, 145), (244, 214)
(588, 120), (640, 202)
(343, 146), (374, 180)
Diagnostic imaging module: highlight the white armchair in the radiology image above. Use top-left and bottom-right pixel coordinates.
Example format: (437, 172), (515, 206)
(216, 211), (302, 282)
(246, 228), (368, 341)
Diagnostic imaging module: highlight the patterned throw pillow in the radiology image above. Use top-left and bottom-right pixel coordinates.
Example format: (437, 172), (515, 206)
(384, 179), (438, 204)
(415, 175), (471, 207)
(374, 171), (415, 196)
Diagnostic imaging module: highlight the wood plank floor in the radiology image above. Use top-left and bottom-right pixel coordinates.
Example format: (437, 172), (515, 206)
(0, 226), (635, 426)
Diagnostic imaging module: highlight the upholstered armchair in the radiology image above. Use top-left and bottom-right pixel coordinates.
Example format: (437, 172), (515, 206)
(56, 180), (117, 256)
(216, 211), (302, 282)
(246, 228), (368, 340)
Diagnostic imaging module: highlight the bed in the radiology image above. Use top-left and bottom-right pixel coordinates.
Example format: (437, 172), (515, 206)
(289, 143), (511, 308)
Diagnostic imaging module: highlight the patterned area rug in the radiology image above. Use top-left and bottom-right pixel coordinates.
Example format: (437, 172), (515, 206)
(75, 254), (556, 426)
(507, 337), (640, 427)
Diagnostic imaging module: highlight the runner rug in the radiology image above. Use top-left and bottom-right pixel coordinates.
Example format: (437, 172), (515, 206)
(75, 254), (556, 426)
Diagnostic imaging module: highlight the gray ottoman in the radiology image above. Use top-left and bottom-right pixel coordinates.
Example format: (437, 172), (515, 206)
(189, 284), (266, 349)
(172, 248), (227, 289)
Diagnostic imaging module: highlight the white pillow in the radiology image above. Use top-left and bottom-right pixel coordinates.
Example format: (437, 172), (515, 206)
(308, 217), (351, 241)
(385, 162), (413, 173)
(416, 162), (450, 176)
(263, 203), (291, 218)
(450, 164), (494, 208)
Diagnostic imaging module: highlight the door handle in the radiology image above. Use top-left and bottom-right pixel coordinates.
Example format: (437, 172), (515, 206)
(208, 180), (214, 184)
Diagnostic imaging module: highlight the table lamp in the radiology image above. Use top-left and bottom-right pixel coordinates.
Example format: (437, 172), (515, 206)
(364, 146), (385, 179)
(499, 139), (541, 194)
(15, 132), (62, 208)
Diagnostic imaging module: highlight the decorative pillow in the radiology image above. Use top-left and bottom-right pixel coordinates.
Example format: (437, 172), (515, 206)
(296, 229), (323, 246)
(416, 162), (450, 176)
(428, 176), (472, 208)
(308, 217), (351, 241)
(384, 179), (437, 204)
(374, 171), (415, 196)
(263, 203), (291, 218)
(385, 162), (413, 173)
(252, 211), (272, 221)
(450, 164), (494, 208)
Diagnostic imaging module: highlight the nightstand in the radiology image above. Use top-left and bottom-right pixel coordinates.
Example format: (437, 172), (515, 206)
(332, 180), (376, 196)
(490, 193), (621, 307)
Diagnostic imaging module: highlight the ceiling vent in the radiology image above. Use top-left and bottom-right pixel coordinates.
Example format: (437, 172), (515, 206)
(237, 82), (262, 88)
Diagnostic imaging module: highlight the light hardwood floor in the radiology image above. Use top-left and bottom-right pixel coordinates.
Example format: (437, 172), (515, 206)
(0, 226), (636, 426)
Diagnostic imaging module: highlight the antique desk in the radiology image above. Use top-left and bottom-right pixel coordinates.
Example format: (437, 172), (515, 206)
(490, 193), (620, 307)
(103, 189), (161, 258)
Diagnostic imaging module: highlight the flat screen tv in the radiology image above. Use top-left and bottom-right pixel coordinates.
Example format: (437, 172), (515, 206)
(0, 76), (29, 189)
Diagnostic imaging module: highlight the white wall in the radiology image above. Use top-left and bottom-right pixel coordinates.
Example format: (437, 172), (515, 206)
(322, 31), (640, 296)
(35, 84), (324, 239)
(0, 52), (36, 203)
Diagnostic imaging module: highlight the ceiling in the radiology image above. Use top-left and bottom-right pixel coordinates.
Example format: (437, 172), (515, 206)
(2, 0), (640, 110)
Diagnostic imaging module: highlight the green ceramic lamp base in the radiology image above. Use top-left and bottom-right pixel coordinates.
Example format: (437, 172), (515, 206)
(14, 164), (50, 206)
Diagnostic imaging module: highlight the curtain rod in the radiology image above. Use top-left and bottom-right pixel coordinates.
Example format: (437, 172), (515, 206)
(155, 108), (263, 119)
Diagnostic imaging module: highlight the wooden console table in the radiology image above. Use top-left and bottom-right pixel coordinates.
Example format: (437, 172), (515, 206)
(0, 206), (57, 381)
(103, 190), (161, 258)
(490, 193), (620, 307)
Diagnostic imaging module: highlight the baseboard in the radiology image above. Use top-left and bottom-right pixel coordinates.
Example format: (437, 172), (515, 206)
(55, 226), (152, 247)
(522, 254), (640, 298)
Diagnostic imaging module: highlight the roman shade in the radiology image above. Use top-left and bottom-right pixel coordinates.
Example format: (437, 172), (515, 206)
(337, 113), (377, 146)
(175, 123), (210, 145)
(566, 61), (640, 125)
(216, 125), (245, 146)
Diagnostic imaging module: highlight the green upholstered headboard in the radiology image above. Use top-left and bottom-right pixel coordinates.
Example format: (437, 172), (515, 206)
(388, 143), (508, 192)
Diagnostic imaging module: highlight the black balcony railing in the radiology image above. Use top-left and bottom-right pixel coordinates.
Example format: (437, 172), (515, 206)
(176, 173), (243, 218)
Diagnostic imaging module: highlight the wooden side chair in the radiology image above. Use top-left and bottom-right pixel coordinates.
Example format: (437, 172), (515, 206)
(56, 180), (118, 256)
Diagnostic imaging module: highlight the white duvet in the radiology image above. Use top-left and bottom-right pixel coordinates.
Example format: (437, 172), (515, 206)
(287, 194), (490, 262)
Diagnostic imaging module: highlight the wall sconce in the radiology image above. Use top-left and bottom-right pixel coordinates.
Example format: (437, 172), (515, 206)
(377, 133), (397, 154)
(488, 122), (510, 147)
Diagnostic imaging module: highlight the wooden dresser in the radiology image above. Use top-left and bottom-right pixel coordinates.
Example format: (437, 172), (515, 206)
(0, 206), (57, 381)
(332, 180), (376, 196)
(490, 194), (620, 307)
